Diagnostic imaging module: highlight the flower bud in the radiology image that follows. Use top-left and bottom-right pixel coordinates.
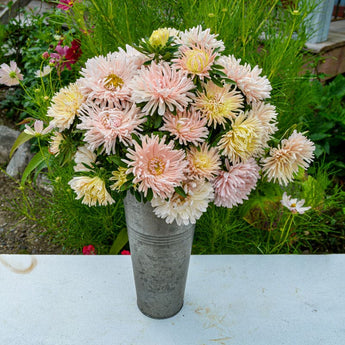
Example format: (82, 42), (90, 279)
(149, 28), (170, 48)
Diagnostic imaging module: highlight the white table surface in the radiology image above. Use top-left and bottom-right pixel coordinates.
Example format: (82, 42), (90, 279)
(0, 254), (344, 345)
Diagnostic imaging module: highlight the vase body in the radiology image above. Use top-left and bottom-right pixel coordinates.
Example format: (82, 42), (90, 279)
(123, 193), (195, 319)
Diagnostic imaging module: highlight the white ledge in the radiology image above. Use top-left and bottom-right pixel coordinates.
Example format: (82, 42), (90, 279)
(0, 254), (344, 344)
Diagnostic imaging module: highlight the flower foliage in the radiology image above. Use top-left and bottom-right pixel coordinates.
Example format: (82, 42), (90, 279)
(23, 26), (315, 225)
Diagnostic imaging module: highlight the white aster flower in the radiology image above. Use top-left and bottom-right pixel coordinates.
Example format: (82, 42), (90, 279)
(74, 146), (97, 172)
(151, 179), (214, 226)
(35, 65), (52, 78)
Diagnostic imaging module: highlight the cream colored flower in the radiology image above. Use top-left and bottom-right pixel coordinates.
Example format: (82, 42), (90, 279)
(74, 146), (97, 172)
(68, 176), (115, 206)
(110, 167), (128, 191)
(195, 81), (243, 128)
(48, 83), (84, 131)
(281, 192), (311, 214)
(217, 112), (264, 163)
(49, 131), (64, 155)
(149, 28), (170, 48)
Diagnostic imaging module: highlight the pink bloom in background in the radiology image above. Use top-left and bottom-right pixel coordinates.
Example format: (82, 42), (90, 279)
(129, 61), (195, 116)
(219, 55), (272, 103)
(125, 135), (188, 198)
(0, 61), (23, 86)
(24, 120), (53, 136)
(78, 51), (136, 107)
(83, 245), (96, 255)
(161, 108), (208, 146)
(50, 39), (82, 73)
(213, 158), (260, 208)
(57, 0), (75, 11)
(121, 250), (131, 255)
(42, 51), (50, 59)
(77, 102), (146, 154)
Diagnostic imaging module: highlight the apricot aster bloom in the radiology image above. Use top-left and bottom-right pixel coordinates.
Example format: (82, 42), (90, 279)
(129, 61), (195, 116)
(281, 192), (311, 214)
(177, 25), (225, 52)
(68, 176), (115, 206)
(125, 135), (188, 198)
(195, 81), (243, 128)
(262, 131), (315, 185)
(173, 44), (217, 80)
(187, 143), (221, 180)
(78, 102), (146, 155)
(47, 83), (84, 131)
(218, 55), (272, 103)
(161, 108), (208, 146)
(217, 112), (264, 164)
(151, 179), (214, 225)
(0, 61), (23, 86)
(78, 51), (137, 107)
(213, 159), (260, 208)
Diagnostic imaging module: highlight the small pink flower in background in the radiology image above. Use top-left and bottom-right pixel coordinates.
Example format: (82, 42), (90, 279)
(281, 192), (311, 214)
(121, 250), (131, 255)
(50, 39), (82, 73)
(0, 61), (23, 86)
(57, 0), (75, 11)
(42, 51), (50, 59)
(24, 120), (53, 136)
(83, 245), (96, 255)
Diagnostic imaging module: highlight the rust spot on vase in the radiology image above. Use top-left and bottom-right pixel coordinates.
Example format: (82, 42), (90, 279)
(0, 255), (37, 274)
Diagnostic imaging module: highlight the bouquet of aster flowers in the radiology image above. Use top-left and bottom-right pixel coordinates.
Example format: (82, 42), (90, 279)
(22, 26), (314, 225)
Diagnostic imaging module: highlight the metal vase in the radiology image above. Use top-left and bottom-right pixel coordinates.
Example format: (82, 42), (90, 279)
(123, 192), (195, 319)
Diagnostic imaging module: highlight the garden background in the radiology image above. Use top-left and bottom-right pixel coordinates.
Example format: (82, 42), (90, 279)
(0, 0), (344, 255)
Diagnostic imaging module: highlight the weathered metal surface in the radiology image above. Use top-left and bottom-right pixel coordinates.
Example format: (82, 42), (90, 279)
(124, 192), (195, 319)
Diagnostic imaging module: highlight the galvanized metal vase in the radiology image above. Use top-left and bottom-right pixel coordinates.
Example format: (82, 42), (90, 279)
(123, 192), (195, 319)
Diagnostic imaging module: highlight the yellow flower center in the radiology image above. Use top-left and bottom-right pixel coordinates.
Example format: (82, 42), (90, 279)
(184, 48), (210, 74)
(148, 157), (166, 175)
(149, 28), (170, 48)
(291, 203), (296, 207)
(193, 152), (211, 170)
(104, 74), (124, 90)
(110, 167), (128, 191)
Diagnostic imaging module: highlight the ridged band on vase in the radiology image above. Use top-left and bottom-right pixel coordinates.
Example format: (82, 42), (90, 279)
(124, 192), (195, 319)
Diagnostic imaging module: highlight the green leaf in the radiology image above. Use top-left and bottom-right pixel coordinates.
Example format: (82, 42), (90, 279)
(10, 132), (32, 158)
(146, 188), (153, 202)
(108, 227), (128, 255)
(174, 186), (187, 198)
(21, 147), (49, 186)
(107, 155), (127, 168)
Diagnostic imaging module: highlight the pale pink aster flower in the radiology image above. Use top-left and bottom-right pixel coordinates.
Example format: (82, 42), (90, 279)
(74, 146), (97, 172)
(173, 44), (217, 80)
(115, 44), (149, 69)
(0, 61), (23, 86)
(125, 134), (188, 198)
(161, 108), (208, 146)
(68, 176), (115, 206)
(34, 65), (52, 78)
(213, 159), (260, 208)
(262, 131), (315, 185)
(129, 61), (195, 116)
(78, 102), (146, 155)
(187, 143), (221, 180)
(49, 131), (64, 155)
(78, 52), (137, 107)
(47, 83), (84, 131)
(24, 120), (53, 136)
(218, 55), (272, 103)
(217, 112), (264, 164)
(281, 192), (311, 214)
(194, 81), (244, 128)
(177, 25), (225, 52)
(151, 179), (214, 225)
